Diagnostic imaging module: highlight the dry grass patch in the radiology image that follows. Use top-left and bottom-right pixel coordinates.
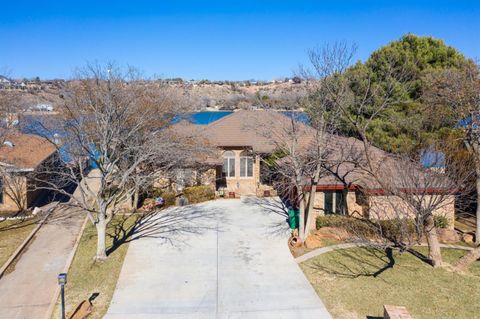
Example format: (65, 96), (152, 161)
(52, 214), (137, 319)
(0, 218), (38, 267)
(300, 246), (480, 319)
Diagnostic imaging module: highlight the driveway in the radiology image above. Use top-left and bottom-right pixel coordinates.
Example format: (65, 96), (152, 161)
(0, 205), (85, 319)
(105, 198), (332, 319)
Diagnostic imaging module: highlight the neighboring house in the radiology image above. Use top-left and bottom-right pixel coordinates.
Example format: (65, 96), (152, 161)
(0, 130), (58, 213)
(170, 110), (456, 229)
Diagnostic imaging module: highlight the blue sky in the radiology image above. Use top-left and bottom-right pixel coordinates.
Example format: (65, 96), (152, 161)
(1, 1), (478, 80)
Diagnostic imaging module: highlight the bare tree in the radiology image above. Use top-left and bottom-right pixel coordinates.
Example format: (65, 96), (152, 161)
(423, 63), (480, 244)
(33, 63), (196, 260)
(304, 43), (480, 270)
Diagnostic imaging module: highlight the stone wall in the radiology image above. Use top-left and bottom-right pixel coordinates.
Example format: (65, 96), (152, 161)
(0, 174), (27, 212)
(369, 194), (455, 229)
(309, 190), (456, 232)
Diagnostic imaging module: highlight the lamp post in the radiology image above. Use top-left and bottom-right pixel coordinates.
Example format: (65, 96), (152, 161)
(58, 273), (67, 319)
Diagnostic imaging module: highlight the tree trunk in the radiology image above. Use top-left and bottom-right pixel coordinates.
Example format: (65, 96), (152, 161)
(132, 186), (140, 210)
(476, 168), (480, 245)
(95, 214), (108, 260)
(453, 246), (480, 272)
(424, 214), (443, 267)
(298, 194), (306, 242)
(305, 163), (322, 235)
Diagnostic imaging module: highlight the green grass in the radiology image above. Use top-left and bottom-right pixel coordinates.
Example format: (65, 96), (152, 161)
(52, 214), (138, 319)
(300, 246), (480, 319)
(0, 218), (38, 267)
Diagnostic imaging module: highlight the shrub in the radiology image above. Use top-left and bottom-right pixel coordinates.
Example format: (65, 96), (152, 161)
(316, 215), (417, 242)
(183, 185), (215, 204)
(434, 215), (449, 229)
(159, 191), (177, 207)
(316, 215), (376, 237)
(377, 219), (416, 243)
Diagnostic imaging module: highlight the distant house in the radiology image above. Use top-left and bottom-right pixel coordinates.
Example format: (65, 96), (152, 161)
(0, 131), (59, 213)
(169, 110), (455, 230)
(0, 75), (10, 83)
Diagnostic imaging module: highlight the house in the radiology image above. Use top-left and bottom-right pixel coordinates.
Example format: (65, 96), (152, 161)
(0, 130), (59, 213)
(169, 110), (304, 196)
(169, 110), (456, 229)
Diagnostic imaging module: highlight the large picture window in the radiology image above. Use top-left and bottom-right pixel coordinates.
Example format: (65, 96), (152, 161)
(324, 190), (345, 215)
(240, 151), (254, 177)
(222, 151), (235, 178)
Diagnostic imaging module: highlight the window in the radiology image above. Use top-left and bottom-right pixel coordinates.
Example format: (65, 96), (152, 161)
(324, 190), (345, 215)
(240, 151), (254, 177)
(222, 151), (235, 178)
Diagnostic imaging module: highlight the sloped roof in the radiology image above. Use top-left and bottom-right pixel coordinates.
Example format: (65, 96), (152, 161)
(0, 130), (57, 170)
(170, 110), (315, 153)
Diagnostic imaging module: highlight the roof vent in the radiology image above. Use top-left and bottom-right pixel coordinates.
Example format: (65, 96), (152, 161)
(3, 140), (14, 147)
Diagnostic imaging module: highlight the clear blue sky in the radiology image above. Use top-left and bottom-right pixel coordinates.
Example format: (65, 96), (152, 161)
(1, 1), (478, 80)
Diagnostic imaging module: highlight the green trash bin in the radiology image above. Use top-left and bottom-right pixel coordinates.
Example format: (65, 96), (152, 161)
(288, 209), (299, 229)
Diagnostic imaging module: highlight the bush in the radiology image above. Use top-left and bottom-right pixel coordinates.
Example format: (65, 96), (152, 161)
(183, 185), (215, 204)
(434, 215), (449, 229)
(159, 191), (177, 207)
(316, 215), (376, 237)
(316, 215), (417, 242)
(377, 219), (416, 243)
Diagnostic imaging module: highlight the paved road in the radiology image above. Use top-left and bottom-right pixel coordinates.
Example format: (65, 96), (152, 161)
(0, 205), (85, 319)
(105, 198), (332, 319)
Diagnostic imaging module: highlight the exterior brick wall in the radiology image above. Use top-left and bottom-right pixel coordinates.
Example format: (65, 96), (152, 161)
(310, 190), (456, 232)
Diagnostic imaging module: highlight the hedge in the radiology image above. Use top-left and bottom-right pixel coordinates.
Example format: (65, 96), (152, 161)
(316, 214), (416, 242)
(183, 186), (215, 204)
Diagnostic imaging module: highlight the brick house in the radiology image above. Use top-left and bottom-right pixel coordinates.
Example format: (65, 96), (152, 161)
(0, 131), (58, 213)
(169, 110), (456, 228)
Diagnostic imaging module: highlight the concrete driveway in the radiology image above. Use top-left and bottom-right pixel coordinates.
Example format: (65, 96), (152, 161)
(105, 198), (332, 319)
(0, 205), (85, 319)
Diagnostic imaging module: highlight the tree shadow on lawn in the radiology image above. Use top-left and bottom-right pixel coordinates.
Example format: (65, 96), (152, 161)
(307, 246), (396, 280)
(106, 204), (224, 256)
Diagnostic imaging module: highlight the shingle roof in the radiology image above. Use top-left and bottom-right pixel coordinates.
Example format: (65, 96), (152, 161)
(0, 130), (57, 170)
(170, 110), (315, 153)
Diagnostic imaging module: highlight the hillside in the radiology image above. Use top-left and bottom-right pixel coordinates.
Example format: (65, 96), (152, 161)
(0, 78), (308, 111)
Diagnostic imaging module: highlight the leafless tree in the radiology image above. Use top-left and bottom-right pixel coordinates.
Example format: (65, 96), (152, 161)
(423, 63), (480, 244)
(422, 62), (480, 270)
(303, 43), (480, 270)
(31, 63), (200, 260)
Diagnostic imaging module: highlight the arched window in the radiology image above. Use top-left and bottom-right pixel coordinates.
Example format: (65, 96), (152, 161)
(222, 151), (235, 177)
(240, 150), (254, 177)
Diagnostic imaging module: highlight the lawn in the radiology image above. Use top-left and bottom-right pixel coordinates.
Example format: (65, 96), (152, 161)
(0, 218), (38, 268)
(300, 246), (480, 319)
(52, 214), (138, 319)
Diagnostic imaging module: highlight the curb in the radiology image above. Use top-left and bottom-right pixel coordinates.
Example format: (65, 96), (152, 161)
(44, 215), (89, 319)
(0, 204), (57, 279)
(295, 242), (475, 263)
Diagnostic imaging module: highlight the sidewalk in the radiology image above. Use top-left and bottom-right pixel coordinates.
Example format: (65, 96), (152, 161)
(0, 206), (85, 319)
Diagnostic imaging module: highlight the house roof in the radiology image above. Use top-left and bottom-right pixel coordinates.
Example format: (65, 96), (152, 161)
(170, 110), (452, 192)
(170, 110), (315, 153)
(0, 130), (57, 170)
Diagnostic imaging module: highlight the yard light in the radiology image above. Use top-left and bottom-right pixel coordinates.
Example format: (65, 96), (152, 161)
(58, 273), (67, 319)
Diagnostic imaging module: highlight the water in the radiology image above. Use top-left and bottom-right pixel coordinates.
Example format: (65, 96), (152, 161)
(172, 111), (233, 125)
(173, 110), (309, 125)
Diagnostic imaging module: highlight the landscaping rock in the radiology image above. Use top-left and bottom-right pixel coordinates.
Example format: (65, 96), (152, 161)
(317, 226), (349, 241)
(462, 233), (474, 244)
(305, 234), (323, 249)
(437, 228), (460, 243)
